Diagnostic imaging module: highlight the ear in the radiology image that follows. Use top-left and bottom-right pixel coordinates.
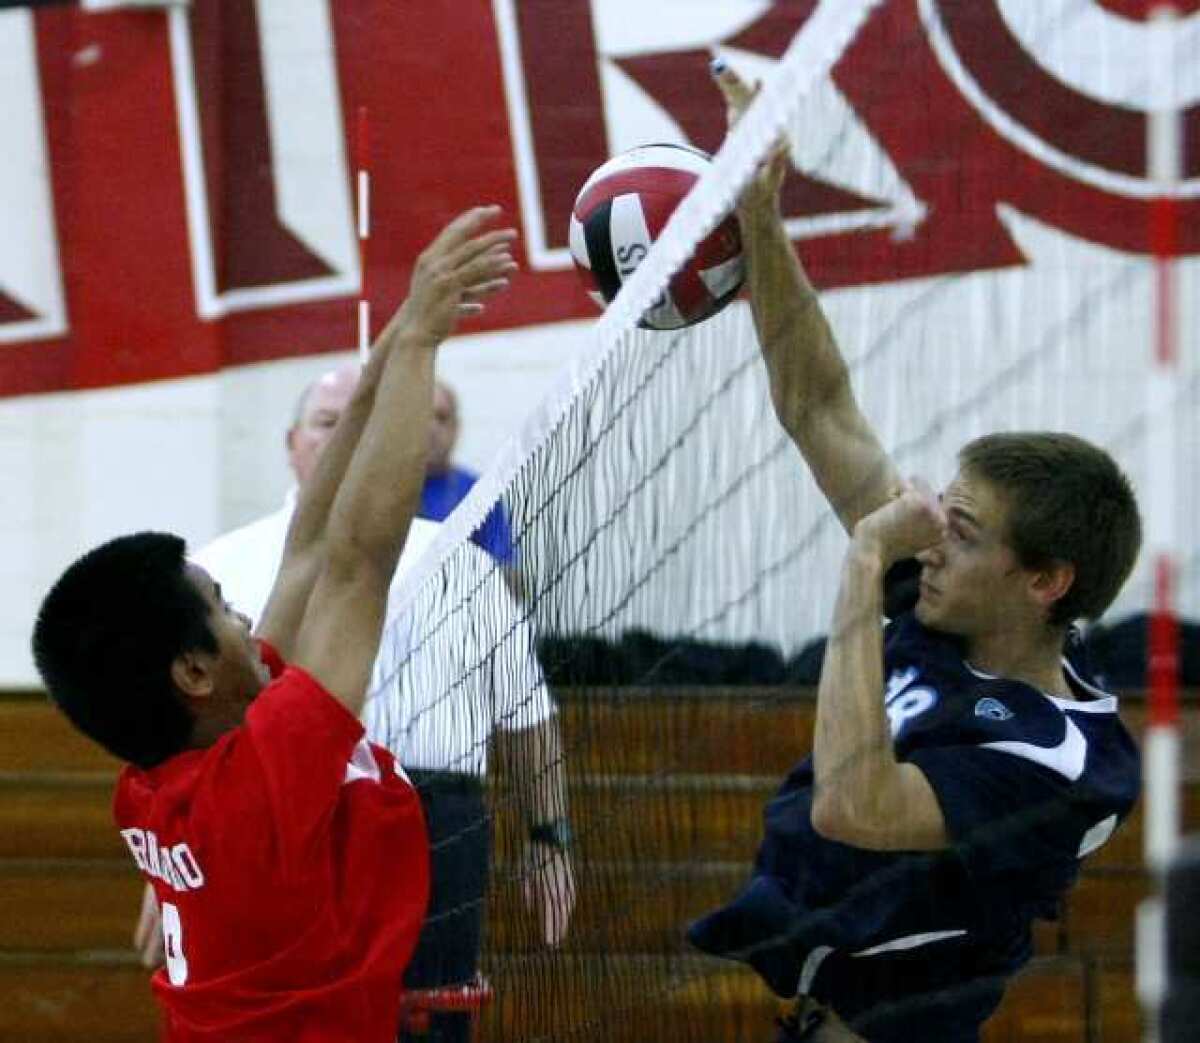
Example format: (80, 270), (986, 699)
(285, 427), (304, 480)
(1029, 561), (1075, 615)
(171, 650), (217, 700)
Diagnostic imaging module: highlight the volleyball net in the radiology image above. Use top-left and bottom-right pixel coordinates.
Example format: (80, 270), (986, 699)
(363, 4), (1198, 1040)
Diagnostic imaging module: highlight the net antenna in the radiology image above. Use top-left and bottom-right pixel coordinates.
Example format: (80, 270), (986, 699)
(356, 104), (371, 363)
(1138, 4), (1184, 1040)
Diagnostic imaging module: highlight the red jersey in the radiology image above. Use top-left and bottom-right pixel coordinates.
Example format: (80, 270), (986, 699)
(113, 643), (430, 1042)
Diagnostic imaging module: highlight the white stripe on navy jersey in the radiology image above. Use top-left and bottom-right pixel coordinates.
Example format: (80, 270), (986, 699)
(796, 929), (971, 997)
(981, 714), (1089, 781)
(852, 929), (969, 957)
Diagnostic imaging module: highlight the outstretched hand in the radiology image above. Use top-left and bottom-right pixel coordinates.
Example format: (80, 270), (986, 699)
(855, 478), (948, 566)
(710, 57), (788, 213)
(392, 206), (518, 348)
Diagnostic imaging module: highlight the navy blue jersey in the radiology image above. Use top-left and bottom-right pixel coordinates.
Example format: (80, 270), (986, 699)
(689, 561), (1140, 1042)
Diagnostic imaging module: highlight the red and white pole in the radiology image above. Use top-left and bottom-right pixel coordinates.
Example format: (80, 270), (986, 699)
(356, 105), (371, 361)
(1137, 5), (1182, 1040)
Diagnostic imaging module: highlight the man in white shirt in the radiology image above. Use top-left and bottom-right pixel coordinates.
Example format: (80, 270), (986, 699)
(134, 363), (575, 1043)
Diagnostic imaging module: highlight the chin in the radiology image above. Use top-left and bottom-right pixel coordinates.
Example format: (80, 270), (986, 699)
(914, 597), (935, 625)
(915, 597), (955, 635)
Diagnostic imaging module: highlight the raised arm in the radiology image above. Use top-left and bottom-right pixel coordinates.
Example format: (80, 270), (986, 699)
(290, 207), (517, 716)
(256, 347), (390, 657)
(715, 62), (900, 534)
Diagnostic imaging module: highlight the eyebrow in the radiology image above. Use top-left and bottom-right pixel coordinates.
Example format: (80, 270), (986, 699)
(948, 506), (982, 531)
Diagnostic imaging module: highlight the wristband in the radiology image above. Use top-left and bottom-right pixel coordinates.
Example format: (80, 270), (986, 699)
(528, 818), (573, 851)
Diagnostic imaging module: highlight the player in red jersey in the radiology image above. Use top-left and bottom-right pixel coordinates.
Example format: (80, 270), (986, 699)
(31, 207), (518, 1043)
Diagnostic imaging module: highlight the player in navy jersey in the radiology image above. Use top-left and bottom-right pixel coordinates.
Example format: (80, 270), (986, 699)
(31, 208), (518, 1043)
(688, 64), (1144, 1042)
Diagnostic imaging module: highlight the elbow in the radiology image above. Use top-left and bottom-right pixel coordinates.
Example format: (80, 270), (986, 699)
(769, 385), (805, 438)
(811, 785), (889, 848)
(810, 791), (858, 846)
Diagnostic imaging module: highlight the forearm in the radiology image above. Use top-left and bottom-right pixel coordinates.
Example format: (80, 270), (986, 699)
(741, 203), (898, 533)
(810, 486), (950, 850)
(285, 344), (390, 558)
(505, 718), (569, 827)
(811, 538), (895, 828)
(740, 203), (851, 437)
(324, 320), (436, 578)
(257, 339), (390, 652)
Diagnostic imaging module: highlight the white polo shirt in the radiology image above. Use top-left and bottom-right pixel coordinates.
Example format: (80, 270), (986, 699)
(193, 497), (555, 775)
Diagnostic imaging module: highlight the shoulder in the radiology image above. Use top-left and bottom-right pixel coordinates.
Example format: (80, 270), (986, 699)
(192, 507), (290, 570)
(395, 517), (442, 576)
(396, 517), (497, 583)
(113, 762), (156, 825)
(112, 740), (239, 832)
(424, 467), (477, 498)
(389, 517), (493, 590)
(922, 675), (1137, 800)
(247, 664), (362, 735)
(1056, 686), (1141, 809)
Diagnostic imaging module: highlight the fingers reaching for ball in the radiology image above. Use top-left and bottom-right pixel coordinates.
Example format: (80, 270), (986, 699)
(710, 55), (759, 129)
(710, 55), (789, 213)
(426, 205), (507, 257)
(399, 207), (519, 340)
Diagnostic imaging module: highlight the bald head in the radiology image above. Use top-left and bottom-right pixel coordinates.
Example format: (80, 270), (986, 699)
(286, 368), (463, 487)
(286, 363), (361, 485)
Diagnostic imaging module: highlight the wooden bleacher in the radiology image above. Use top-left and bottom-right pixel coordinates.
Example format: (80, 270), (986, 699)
(1, 686), (1194, 1042)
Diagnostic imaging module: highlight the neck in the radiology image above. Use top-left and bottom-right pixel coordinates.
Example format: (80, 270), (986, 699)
(184, 706), (245, 751)
(965, 624), (1071, 698)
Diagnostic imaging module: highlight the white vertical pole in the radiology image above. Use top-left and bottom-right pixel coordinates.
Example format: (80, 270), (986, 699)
(1138, 7), (1182, 1042)
(356, 106), (371, 361)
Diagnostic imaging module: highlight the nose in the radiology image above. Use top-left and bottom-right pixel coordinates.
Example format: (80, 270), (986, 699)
(917, 544), (944, 569)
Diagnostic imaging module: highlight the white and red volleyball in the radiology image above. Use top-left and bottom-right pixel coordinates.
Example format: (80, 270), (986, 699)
(569, 143), (745, 331)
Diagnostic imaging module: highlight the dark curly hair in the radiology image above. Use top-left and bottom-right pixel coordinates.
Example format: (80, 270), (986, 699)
(32, 532), (216, 768)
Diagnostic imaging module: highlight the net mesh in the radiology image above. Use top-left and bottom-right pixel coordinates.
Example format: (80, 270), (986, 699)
(363, 4), (1198, 1040)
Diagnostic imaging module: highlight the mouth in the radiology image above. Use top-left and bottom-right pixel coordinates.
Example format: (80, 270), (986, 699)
(919, 580), (939, 599)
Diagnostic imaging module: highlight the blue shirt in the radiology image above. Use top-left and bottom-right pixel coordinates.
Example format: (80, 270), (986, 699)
(688, 561), (1140, 1042)
(419, 466), (515, 566)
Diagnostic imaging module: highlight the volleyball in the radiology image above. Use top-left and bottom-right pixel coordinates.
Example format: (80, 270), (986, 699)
(568, 143), (745, 331)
